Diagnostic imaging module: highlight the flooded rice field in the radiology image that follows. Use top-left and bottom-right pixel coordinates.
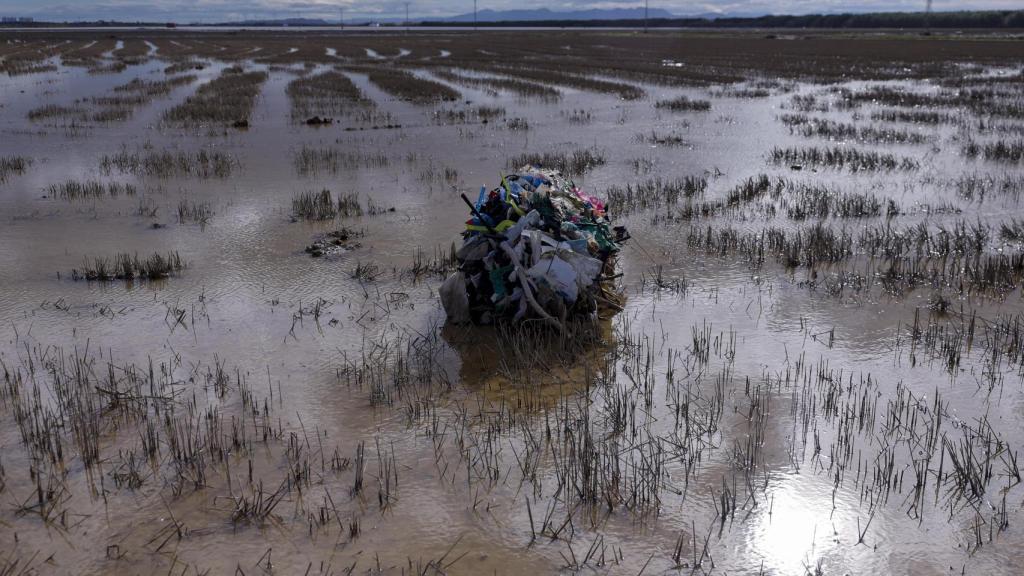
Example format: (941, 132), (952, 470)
(1, 29), (1024, 575)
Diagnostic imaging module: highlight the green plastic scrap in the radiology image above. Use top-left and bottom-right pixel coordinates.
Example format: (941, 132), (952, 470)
(489, 264), (514, 300)
(575, 219), (620, 253)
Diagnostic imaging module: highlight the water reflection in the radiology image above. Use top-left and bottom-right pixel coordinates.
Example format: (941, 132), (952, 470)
(441, 317), (613, 395)
(745, 473), (860, 574)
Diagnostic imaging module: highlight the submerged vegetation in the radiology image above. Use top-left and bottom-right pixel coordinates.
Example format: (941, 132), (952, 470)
(362, 67), (460, 104)
(605, 176), (707, 215)
(46, 179), (137, 200)
(177, 200), (212, 225)
(71, 251), (186, 281)
(3, 28), (1024, 576)
(769, 145), (920, 171)
(655, 94), (712, 112)
(164, 66), (267, 125)
(785, 117), (930, 144)
(507, 148), (606, 176)
(433, 69), (561, 100)
(291, 189), (381, 220)
(0, 155), (32, 183)
(27, 104), (88, 122)
(286, 70), (369, 120)
(965, 139), (1024, 163)
(292, 146), (389, 176)
(100, 149), (235, 178)
(292, 189), (338, 220)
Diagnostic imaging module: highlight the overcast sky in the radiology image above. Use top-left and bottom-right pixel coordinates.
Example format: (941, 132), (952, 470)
(1, 1), (1019, 22)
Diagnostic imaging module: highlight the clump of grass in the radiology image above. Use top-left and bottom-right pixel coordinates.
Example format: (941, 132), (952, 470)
(715, 87), (770, 98)
(363, 68), (459, 104)
(231, 481), (287, 526)
(724, 174), (778, 205)
(136, 198), (159, 218)
(870, 109), (955, 125)
(508, 148), (605, 176)
(71, 252), (185, 281)
(769, 146), (919, 171)
(114, 75), (197, 97)
(630, 157), (655, 174)
(788, 93), (829, 112)
(506, 117), (530, 131)
(562, 109), (593, 124)
(418, 160), (460, 186)
(433, 69), (560, 101)
(293, 146), (390, 176)
(843, 85), (1024, 120)
(792, 119), (928, 144)
(781, 182), (897, 220)
(27, 104), (88, 122)
(778, 113), (809, 126)
(408, 244), (458, 281)
(286, 71), (370, 120)
(656, 174), (781, 222)
(476, 105), (505, 121)
(177, 201), (212, 225)
(605, 176), (707, 215)
(100, 149), (234, 178)
(962, 139), (982, 158)
(164, 67), (267, 126)
(980, 140), (1024, 163)
(294, 146), (341, 176)
(489, 65), (643, 100)
(337, 191), (365, 217)
(88, 60), (128, 75)
(292, 189), (337, 220)
(655, 95), (711, 112)
(857, 125), (929, 145)
(1000, 219), (1024, 242)
(433, 105), (505, 125)
(1, 60), (57, 76)
(0, 156), (32, 183)
(635, 131), (690, 147)
(164, 59), (204, 75)
(928, 292), (953, 315)
(91, 107), (133, 122)
(351, 261), (383, 281)
(46, 180), (137, 200)
(86, 74), (196, 123)
(366, 198), (395, 215)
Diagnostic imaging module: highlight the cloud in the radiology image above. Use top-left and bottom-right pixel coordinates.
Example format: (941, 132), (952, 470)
(3, 0), (1021, 22)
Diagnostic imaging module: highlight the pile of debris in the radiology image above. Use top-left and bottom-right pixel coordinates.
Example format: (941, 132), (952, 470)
(441, 166), (628, 330)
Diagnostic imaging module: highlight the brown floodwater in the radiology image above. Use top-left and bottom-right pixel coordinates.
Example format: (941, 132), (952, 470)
(2, 30), (1024, 575)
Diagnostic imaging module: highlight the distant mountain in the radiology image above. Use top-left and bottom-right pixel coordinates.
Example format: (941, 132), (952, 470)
(431, 8), (676, 23)
(233, 18), (331, 26)
(688, 12), (771, 20)
(223, 8), (679, 26)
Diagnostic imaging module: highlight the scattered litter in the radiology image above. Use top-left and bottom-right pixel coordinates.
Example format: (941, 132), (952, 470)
(441, 166), (628, 331)
(305, 228), (363, 257)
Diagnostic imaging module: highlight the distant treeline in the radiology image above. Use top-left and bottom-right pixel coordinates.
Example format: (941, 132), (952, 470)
(3, 10), (1023, 30)
(432, 10), (1024, 29)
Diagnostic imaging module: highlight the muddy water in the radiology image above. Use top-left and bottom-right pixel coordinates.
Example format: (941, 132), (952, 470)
(1, 36), (1024, 575)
